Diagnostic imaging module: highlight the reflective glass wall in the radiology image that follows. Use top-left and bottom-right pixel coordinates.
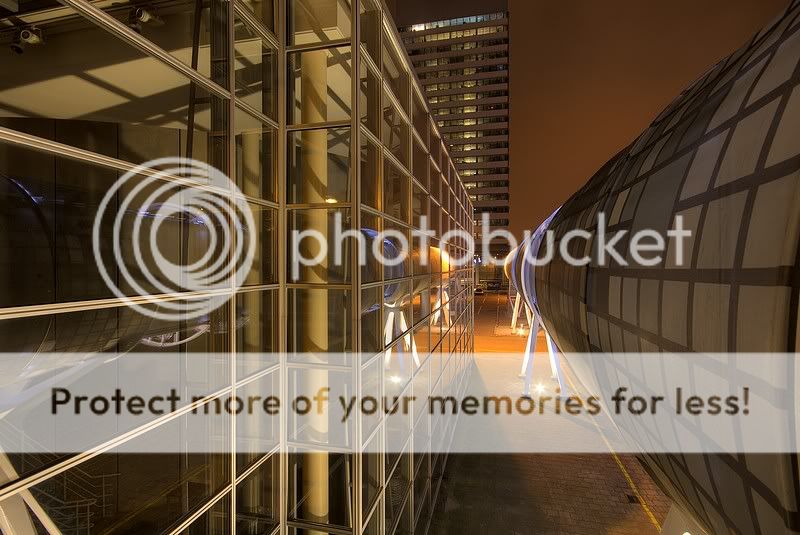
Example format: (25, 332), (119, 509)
(0, 0), (474, 533)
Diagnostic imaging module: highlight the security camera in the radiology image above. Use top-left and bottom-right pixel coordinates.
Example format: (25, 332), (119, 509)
(10, 26), (43, 54)
(127, 6), (163, 32)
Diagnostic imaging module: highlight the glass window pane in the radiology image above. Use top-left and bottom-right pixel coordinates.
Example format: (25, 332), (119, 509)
(412, 183), (427, 229)
(236, 289), (279, 355)
(0, 8), (229, 167)
(287, 288), (352, 352)
(103, 0), (230, 85)
(360, 135), (381, 210)
(359, 0), (381, 63)
(429, 161), (440, 199)
(182, 496), (230, 535)
(361, 286), (382, 354)
(235, 17), (278, 120)
(289, 0), (352, 45)
(288, 47), (352, 124)
(382, 93), (409, 167)
(361, 358), (382, 438)
(412, 94), (428, 142)
(241, 0), (276, 34)
(363, 497), (381, 535)
(385, 458), (410, 532)
(383, 221), (410, 283)
(236, 455), (279, 532)
(0, 142), (239, 307)
(25, 410), (230, 534)
(287, 208), (352, 283)
(288, 452), (353, 528)
(245, 204), (278, 285)
(412, 139), (428, 188)
(236, 373), (280, 473)
(236, 108), (278, 202)
(382, 32), (409, 113)
(361, 211), (382, 284)
(413, 321), (430, 355)
(288, 128), (351, 203)
(362, 431), (382, 518)
(383, 161), (409, 223)
(360, 62), (381, 135)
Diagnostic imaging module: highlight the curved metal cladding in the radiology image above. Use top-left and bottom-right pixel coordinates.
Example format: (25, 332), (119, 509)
(505, 208), (560, 320)
(528, 3), (800, 534)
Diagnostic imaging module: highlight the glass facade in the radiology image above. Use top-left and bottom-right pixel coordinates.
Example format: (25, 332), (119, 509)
(0, 0), (474, 533)
(399, 13), (509, 259)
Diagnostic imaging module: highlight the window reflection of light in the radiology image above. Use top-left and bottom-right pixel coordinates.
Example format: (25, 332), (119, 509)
(389, 375), (403, 384)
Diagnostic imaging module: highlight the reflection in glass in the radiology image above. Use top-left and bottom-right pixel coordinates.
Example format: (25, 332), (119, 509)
(413, 139), (428, 190)
(382, 31), (409, 113)
(362, 432), (382, 519)
(361, 211), (382, 284)
(288, 47), (352, 124)
(361, 357), (382, 439)
(181, 496), (230, 535)
(361, 286), (383, 354)
(0, 16), (229, 167)
(383, 94), (409, 167)
(236, 108), (278, 202)
(429, 160), (441, 200)
(385, 453), (411, 534)
(288, 452), (353, 528)
(0, 295), (231, 357)
(0, 132), (234, 307)
(241, 0), (276, 33)
(245, 204), (278, 285)
(287, 208), (351, 283)
(236, 455), (279, 532)
(235, 17), (279, 120)
(27, 411), (230, 534)
(236, 289), (279, 356)
(287, 288), (352, 352)
(412, 95), (428, 142)
(412, 182), (427, 229)
(100, 0), (230, 85)
(363, 497), (381, 535)
(289, 0), (351, 45)
(235, 375), (279, 473)
(360, 135), (381, 210)
(383, 161), (409, 223)
(360, 0), (381, 63)
(360, 62), (381, 135)
(288, 128), (351, 203)
(382, 222), (409, 282)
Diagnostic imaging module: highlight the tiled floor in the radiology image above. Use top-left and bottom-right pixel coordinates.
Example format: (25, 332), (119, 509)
(429, 293), (671, 535)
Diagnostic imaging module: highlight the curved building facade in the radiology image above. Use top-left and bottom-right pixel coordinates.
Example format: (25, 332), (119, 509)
(511, 1), (800, 533)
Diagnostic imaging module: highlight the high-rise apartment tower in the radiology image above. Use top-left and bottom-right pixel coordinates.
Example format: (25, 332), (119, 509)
(399, 13), (510, 261)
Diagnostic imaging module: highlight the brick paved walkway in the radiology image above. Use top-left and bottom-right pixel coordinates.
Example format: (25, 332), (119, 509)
(429, 293), (671, 535)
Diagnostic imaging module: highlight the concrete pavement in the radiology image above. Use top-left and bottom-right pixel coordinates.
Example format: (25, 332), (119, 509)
(429, 293), (672, 535)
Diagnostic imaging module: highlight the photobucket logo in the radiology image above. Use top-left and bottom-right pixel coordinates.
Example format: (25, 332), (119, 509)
(482, 212), (691, 268)
(92, 157), (255, 321)
(289, 211), (691, 277)
(290, 214), (475, 281)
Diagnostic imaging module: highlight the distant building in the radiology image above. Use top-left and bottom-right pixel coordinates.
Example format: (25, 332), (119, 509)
(399, 13), (510, 265)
